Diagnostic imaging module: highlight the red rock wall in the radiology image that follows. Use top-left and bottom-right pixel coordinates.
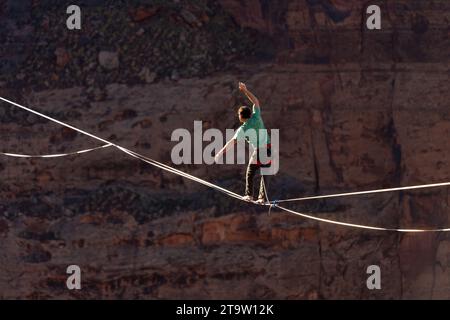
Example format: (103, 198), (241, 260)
(0, 0), (449, 299)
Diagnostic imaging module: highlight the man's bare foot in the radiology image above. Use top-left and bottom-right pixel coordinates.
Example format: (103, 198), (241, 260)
(256, 198), (266, 205)
(243, 195), (253, 202)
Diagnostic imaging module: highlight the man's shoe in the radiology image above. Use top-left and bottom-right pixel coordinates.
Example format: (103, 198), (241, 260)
(243, 195), (253, 202)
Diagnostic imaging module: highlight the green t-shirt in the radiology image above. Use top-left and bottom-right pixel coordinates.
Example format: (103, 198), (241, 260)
(233, 106), (270, 149)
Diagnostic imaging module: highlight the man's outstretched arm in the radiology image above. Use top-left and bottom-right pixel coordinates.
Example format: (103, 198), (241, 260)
(214, 138), (237, 163)
(239, 82), (260, 110)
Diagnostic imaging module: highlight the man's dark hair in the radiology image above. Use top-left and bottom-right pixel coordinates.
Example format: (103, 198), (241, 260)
(238, 106), (252, 119)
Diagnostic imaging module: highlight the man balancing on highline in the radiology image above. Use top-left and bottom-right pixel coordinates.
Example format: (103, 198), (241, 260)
(215, 82), (271, 205)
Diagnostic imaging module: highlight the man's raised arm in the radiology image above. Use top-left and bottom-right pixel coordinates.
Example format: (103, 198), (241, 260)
(239, 82), (260, 110)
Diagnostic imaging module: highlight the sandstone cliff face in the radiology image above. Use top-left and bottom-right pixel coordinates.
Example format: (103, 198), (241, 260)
(0, 0), (449, 299)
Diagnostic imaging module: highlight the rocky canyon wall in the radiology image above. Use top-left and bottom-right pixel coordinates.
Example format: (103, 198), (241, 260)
(0, 0), (449, 299)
